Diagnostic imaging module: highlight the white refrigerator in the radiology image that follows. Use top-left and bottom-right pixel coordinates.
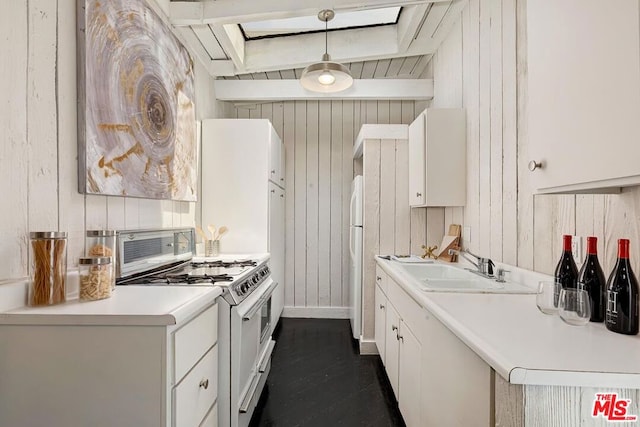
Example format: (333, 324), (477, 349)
(349, 175), (364, 340)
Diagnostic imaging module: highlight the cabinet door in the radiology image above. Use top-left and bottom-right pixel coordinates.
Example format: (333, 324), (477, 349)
(374, 284), (387, 365)
(398, 321), (421, 427)
(385, 303), (400, 398)
(421, 311), (491, 427)
(408, 112), (426, 206)
(269, 185), (285, 331)
(527, 0), (640, 193)
(269, 126), (282, 184)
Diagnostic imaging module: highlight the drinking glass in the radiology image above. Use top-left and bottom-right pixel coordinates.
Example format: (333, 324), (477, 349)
(536, 281), (558, 315)
(558, 288), (591, 326)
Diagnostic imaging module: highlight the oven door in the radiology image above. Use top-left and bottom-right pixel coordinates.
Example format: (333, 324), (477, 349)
(233, 278), (277, 423)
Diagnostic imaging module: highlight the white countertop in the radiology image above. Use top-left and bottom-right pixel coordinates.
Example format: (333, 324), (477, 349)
(0, 286), (223, 326)
(377, 258), (640, 388)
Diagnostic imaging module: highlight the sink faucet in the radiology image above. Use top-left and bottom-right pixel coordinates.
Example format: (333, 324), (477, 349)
(448, 248), (495, 278)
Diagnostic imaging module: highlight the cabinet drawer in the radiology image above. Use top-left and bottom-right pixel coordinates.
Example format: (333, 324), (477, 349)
(200, 403), (218, 427)
(173, 345), (218, 427)
(387, 278), (425, 334)
(375, 265), (387, 294)
(174, 304), (218, 382)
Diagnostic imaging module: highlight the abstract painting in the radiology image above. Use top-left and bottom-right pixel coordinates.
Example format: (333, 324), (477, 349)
(77, 0), (197, 201)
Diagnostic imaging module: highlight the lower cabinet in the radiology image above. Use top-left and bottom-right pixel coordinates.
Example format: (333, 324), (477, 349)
(374, 269), (491, 427)
(375, 273), (422, 427)
(0, 303), (219, 427)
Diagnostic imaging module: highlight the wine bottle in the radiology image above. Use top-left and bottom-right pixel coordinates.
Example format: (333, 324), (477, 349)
(605, 239), (639, 335)
(577, 236), (606, 322)
(554, 235), (578, 307)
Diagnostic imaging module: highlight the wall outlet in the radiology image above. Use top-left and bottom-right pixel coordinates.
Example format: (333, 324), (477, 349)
(463, 226), (471, 244)
(571, 235), (583, 264)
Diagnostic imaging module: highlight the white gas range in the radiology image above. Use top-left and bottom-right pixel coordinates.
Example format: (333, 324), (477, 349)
(116, 229), (276, 427)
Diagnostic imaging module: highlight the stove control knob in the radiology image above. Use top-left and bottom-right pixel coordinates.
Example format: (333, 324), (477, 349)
(241, 283), (249, 293)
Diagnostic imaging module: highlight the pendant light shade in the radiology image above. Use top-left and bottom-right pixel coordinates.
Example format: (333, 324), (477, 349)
(300, 10), (353, 93)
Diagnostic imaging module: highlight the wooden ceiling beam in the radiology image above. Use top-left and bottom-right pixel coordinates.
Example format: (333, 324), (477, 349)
(170, 0), (450, 26)
(213, 78), (434, 101)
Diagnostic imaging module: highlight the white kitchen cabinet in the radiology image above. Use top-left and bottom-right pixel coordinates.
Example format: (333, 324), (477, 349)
(527, 0), (640, 193)
(202, 119), (285, 330)
(421, 309), (492, 427)
(397, 321), (421, 427)
(374, 283), (387, 365)
(375, 271), (423, 427)
(269, 182), (285, 331)
(408, 108), (466, 207)
(385, 302), (401, 397)
(0, 303), (219, 427)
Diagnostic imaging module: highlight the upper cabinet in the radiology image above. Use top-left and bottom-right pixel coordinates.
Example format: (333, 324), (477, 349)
(269, 125), (285, 187)
(408, 109), (466, 207)
(527, 0), (640, 193)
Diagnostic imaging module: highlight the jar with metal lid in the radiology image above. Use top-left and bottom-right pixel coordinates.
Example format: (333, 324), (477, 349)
(86, 230), (117, 290)
(78, 257), (113, 301)
(29, 231), (67, 306)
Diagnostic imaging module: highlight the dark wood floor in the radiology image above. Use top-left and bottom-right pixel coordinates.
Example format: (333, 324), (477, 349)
(249, 318), (406, 427)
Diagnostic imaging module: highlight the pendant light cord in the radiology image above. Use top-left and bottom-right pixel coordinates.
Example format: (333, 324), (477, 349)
(324, 18), (328, 56)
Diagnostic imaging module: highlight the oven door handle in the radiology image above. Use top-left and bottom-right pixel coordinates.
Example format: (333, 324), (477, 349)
(239, 373), (260, 413)
(242, 280), (278, 321)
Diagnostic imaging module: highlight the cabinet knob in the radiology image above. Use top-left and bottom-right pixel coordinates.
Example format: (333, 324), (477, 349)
(271, 170), (276, 174)
(391, 325), (398, 332)
(397, 334), (404, 342)
(416, 192), (422, 197)
(271, 189), (275, 193)
(376, 276), (381, 281)
(280, 194), (284, 198)
(528, 160), (543, 171)
(280, 178), (284, 181)
(199, 379), (209, 390)
(379, 304), (385, 310)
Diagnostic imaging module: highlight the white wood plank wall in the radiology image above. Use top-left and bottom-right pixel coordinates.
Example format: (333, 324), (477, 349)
(229, 101), (433, 310)
(0, 0), (220, 282)
(424, 0), (640, 276)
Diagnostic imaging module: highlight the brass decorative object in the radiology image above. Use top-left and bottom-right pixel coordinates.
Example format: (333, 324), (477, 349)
(421, 245), (438, 259)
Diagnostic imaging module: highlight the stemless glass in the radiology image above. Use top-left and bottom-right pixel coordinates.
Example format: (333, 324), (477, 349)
(558, 288), (591, 326)
(536, 281), (558, 315)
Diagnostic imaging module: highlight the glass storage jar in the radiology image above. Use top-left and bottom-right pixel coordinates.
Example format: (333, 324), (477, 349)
(78, 256), (113, 301)
(29, 231), (68, 306)
(86, 230), (117, 290)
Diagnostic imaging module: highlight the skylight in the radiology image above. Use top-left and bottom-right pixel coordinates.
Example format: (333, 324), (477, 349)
(240, 7), (402, 40)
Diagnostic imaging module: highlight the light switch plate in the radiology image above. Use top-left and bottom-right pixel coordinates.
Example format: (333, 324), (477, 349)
(463, 226), (471, 243)
(571, 235), (583, 264)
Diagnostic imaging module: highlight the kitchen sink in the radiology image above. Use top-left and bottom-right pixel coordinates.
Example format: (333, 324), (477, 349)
(395, 263), (534, 294)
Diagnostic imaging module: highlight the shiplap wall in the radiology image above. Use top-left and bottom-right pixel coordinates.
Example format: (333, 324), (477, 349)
(425, 0), (640, 276)
(0, 0), (220, 281)
(227, 101), (437, 311)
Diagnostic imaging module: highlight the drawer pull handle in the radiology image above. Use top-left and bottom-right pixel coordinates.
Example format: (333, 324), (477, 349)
(199, 379), (209, 390)
(391, 325), (398, 332)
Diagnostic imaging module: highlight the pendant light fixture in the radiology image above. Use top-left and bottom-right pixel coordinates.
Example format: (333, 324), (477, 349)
(300, 10), (353, 93)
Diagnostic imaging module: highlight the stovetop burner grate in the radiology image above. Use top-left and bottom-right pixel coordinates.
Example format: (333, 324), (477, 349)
(135, 273), (233, 285)
(191, 260), (257, 268)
